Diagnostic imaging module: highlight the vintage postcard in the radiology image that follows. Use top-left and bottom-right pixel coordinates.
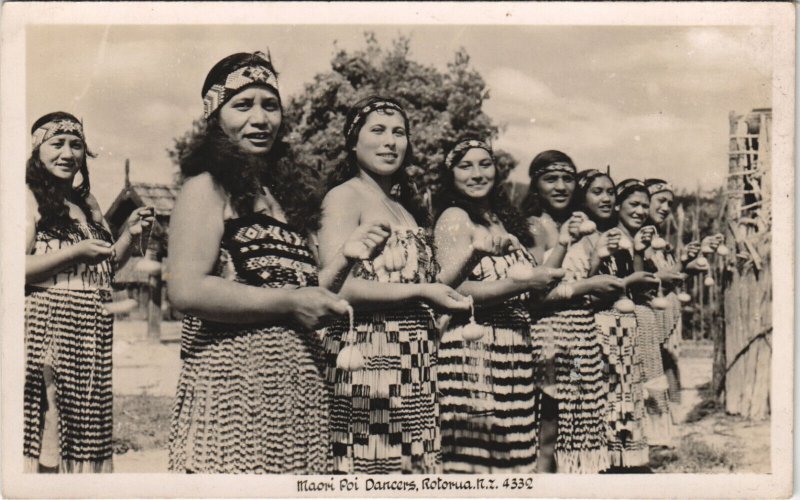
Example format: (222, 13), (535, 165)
(0, 2), (794, 498)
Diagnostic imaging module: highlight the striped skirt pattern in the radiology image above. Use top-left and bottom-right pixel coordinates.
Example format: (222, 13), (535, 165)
(531, 308), (610, 473)
(656, 293), (683, 403)
(169, 320), (331, 473)
(324, 306), (440, 474)
(596, 310), (648, 467)
(24, 288), (114, 473)
(438, 306), (539, 473)
(634, 305), (674, 447)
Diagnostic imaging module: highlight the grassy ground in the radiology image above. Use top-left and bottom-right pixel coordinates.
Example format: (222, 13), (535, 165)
(112, 395), (173, 456)
(112, 390), (770, 473)
(111, 330), (769, 473)
(650, 383), (770, 473)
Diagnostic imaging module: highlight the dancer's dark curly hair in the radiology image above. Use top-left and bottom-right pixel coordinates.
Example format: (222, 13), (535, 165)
(326, 95), (429, 227)
(179, 54), (322, 233)
(433, 142), (534, 247)
(26, 112), (101, 238)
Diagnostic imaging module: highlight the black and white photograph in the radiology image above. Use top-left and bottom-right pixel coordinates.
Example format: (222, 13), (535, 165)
(0, 2), (794, 498)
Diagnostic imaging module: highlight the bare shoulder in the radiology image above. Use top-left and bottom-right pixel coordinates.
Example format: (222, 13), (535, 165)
(434, 207), (475, 239)
(437, 206), (472, 227)
(84, 192), (103, 213)
(321, 180), (362, 223)
(177, 173), (226, 206)
(323, 180), (359, 208)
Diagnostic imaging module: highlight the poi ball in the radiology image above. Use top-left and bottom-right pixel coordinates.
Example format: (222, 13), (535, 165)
(678, 292), (691, 303)
(615, 298), (636, 313)
(336, 346), (365, 371)
(652, 297), (669, 310)
(634, 242), (646, 252)
(716, 244), (730, 256)
(507, 263), (536, 281)
(651, 237), (667, 250)
(579, 220), (597, 234)
(461, 322), (485, 341)
(695, 256), (709, 267)
(704, 276), (715, 286)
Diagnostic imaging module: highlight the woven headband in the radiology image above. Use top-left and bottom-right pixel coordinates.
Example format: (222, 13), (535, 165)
(345, 101), (407, 140)
(616, 179), (647, 199)
(445, 139), (493, 169)
(203, 58), (280, 118)
(31, 119), (85, 150)
(577, 169), (605, 190)
(533, 162), (576, 179)
(647, 181), (674, 196)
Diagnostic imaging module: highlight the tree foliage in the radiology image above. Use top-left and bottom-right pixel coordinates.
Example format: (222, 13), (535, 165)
(168, 33), (516, 207)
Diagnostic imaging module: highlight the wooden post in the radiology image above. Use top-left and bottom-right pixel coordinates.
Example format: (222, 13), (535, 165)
(147, 273), (163, 340)
(694, 185), (704, 341)
(144, 245), (162, 341)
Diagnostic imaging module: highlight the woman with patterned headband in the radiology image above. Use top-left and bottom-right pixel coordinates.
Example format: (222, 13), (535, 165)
(610, 179), (675, 451)
(319, 96), (470, 474)
(166, 52), (383, 474)
(573, 172), (654, 472)
(642, 179), (687, 410)
(524, 158), (626, 473)
(432, 139), (562, 473)
(24, 112), (154, 472)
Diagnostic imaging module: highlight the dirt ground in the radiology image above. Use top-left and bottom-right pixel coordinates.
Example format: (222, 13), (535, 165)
(111, 321), (770, 474)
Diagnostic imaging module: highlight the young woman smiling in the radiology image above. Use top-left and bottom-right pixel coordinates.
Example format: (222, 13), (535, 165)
(524, 159), (626, 474)
(612, 179), (674, 452)
(319, 96), (469, 474)
(576, 172), (652, 471)
(25, 112), (153, 473)
(433, 139), (562, 473)
(167, 52), (378, 474)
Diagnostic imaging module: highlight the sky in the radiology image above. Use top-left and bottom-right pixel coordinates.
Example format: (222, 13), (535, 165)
(27, 24), (772, 210)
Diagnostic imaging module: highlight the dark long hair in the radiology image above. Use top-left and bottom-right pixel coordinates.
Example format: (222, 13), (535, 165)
(434, 143), (534, 247)
(575, 169), (617, 231)
(520, 149), (577, 219)
(327, 95), (429, 227)
(178, 115), (322, 233)
(26, 111), (99, 236)
(180, 53), (322, 233)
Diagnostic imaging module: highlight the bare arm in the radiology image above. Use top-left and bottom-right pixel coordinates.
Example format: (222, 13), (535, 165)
(319, 186), (468, 311)
(86, 194), (154, 270)
(317, 221), (391, 293)
(25, 189), (113, 283)
(167, 174), (346, 325)
(433, 208), (482, 288)
(434, 208), (532, 306)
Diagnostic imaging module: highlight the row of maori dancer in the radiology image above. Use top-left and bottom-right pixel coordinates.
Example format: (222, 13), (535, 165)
(24, 51), (724, 474)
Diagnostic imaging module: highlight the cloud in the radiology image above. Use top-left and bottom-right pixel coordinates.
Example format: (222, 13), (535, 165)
(483, 66), (729, 189)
